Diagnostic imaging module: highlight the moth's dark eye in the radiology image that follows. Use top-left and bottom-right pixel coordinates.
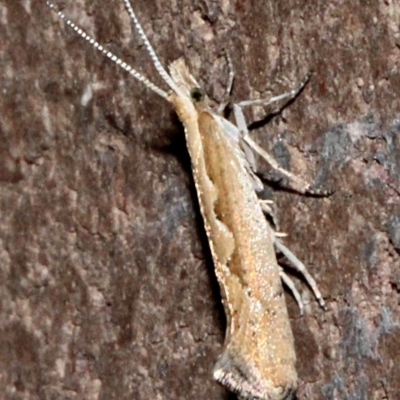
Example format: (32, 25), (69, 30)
(190, 87), (205, 103)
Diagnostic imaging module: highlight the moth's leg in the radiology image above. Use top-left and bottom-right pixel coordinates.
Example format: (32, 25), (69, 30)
(279, 267), (304, 315)
(237, 71), (311, 109)
(274, 231), (288, 238)
(233, 74), (330, 195)
(259, 198), (290, 238)
(274, 239), (327, 310)
(217, 51), (235, 114)
(243, 131), (318, 194)
(259, 199), (278, 227)
(234, 102), (315, 194)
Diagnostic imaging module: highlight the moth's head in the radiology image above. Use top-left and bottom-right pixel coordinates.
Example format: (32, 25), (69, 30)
(169, 58), (207, 105)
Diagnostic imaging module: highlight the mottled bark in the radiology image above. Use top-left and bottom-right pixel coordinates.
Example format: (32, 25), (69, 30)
(1, 0), (399, 399)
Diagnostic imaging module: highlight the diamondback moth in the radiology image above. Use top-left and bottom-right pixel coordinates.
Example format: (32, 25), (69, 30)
(46, 1), (328, 398)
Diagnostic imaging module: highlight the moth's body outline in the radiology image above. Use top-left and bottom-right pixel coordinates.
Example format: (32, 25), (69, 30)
(45, 1), (327, 398)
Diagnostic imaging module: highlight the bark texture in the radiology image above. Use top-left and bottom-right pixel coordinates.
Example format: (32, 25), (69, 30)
(1, 0), (400, 399)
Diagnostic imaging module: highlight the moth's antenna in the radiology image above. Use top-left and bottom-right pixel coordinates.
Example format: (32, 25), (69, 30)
(122, 0), (182, 95)
(45, 1), (169, 99)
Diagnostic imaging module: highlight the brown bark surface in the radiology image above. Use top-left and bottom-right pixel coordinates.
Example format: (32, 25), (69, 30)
(1, 0), (400, 399)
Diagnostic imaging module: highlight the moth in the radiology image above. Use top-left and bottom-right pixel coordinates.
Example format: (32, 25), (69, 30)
(46, 1), (327, 399)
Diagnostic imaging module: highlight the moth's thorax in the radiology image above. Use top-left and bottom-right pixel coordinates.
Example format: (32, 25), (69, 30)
(168, 92), (198, 126)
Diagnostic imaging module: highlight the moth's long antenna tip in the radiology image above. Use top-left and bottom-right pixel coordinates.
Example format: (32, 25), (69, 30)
(122, 0), (182, 95)
(45, 0), (169, 99)
(45, 1), (68, 21)
(45, 1), (57, 11)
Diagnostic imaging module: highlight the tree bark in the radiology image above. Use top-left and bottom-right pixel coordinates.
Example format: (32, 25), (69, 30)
(1, 0), (399, 399)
